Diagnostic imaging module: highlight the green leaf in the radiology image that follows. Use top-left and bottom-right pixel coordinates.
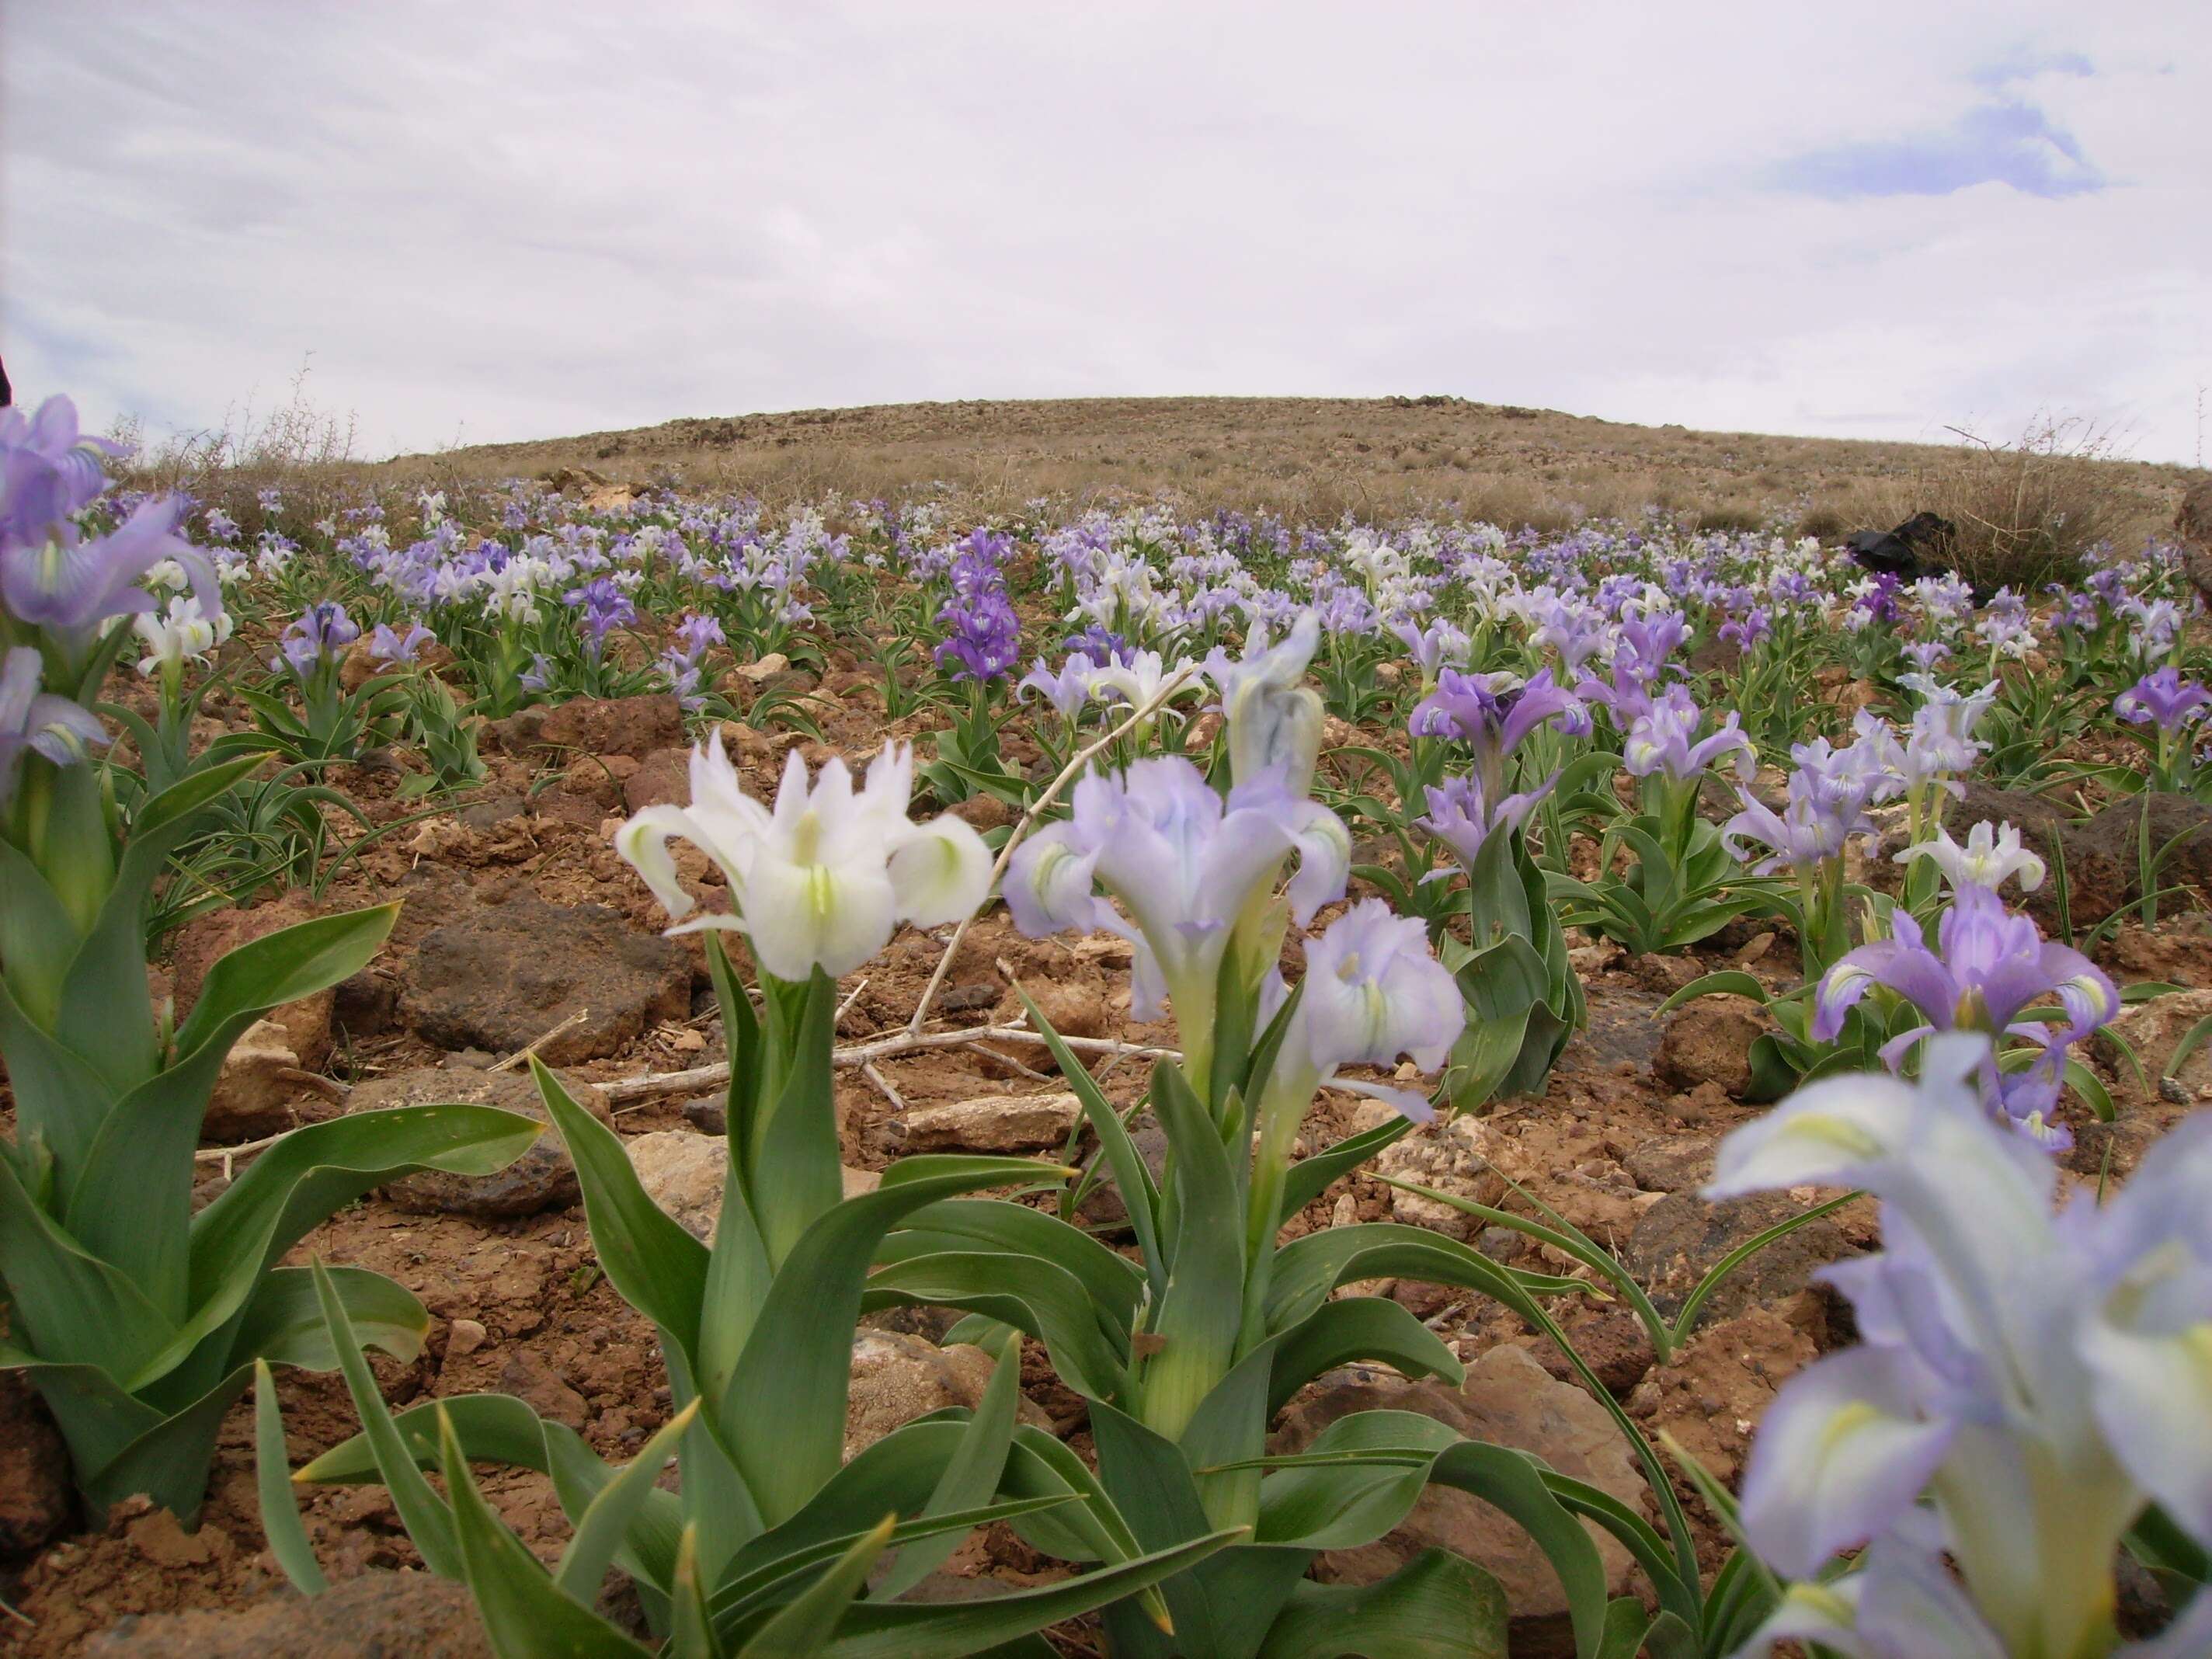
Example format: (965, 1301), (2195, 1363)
(1255, 1549), (1507, 1659)
(142, 1104), (539, 1396)
(313, 1260), (461, 1578)
(864, 1250), (1127, 1402)
(817, 1528), (1247, 1659)
(724, 1156), (1063, 1527)
(534, 1058), (710, 1369)
(1657, 970), (1769, 1015)
(253, 1360), (329, 1595)
(749, 971), (843, 1268)
(733, 1515), (896, 1658)
(1277, 1114), (1414, 1225)
(232, 1266), (430, 1372)
(0, 1142), (179, 1376)
(874, 1337), (1019, 1600)
(436, 1407), (656, 1657)
(1015, 986), (1163, 1285)
(885, 1198), (1146, 1330)
(1137, 1060), (1245, 1442)
(169, 905), (399, 1063)
(296, 1391), (558, 1484)
(556, 1400), (701, 1601)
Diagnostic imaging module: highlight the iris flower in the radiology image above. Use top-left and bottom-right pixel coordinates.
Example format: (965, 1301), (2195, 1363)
(1715, 1035), (2212, 1659)
(617, 735), (992, 981)
(0, 646), (107, 809)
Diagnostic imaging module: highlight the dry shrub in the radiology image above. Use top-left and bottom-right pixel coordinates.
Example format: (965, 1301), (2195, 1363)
(116, 361), (362, 533)
(1873, 416), (2157, 591)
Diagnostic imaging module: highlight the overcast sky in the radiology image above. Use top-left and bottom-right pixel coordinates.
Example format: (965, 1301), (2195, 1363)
(5, 3), (2209, 465)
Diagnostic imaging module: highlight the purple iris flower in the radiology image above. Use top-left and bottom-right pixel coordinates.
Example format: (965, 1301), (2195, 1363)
(0, 396), (128, 544)
(1063, 624), (1132, 668)
(1612, 610), (1688, 683)
(1410, 667), (1588, 765)
(1720, 607), (1771, 651)
(935, 585), (1021, 682)
(1622, 684), (1755, 784)
(1003, 756), (1348, 1022)
(1417, 772), (1560, 871)
(2116, 667), (2211, 732)
(1900, 638), (1951, 673)
(0, 646), (109, 809)
(520, 652), (555, 694)
(369, 621), (434, 663)
(203, 507), (239, 544)
(564, 576), (635, 658)
(1388, 616), (1467, 681)
(1017, 654), (1097, 722)
(672, 611), (725, 660)
(273, 602), (361, 676)
(1814, 883), (2117, 1146)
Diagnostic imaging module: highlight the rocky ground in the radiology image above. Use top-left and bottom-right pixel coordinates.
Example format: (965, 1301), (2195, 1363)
(5, 678), (2210, 1656)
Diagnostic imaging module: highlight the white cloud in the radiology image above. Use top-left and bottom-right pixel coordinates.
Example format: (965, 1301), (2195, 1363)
(5, 1), (2208, 463)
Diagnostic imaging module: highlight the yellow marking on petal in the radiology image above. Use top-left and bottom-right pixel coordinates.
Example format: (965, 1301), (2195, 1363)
(1774, 1112), (1886, 1160)
(1817, 1399), (1885, 1458)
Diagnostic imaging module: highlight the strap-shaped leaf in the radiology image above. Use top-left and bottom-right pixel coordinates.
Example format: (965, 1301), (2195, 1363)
(864, 1250), (1127, 1402)
(874, 1336), (1021, 1601)
(534, 1058), (710, 1369)
(253, 1360), (329, 1595)
(722, 1155), (1062, 1528)
(748, 970), (843, 1271)
(314, 1260), (461, 1577)
(1277, 1113), (1414, 1225)
(125, 1104), (540, 1398)
(884, 1198), (1146, 1328)
(732, 1514), (895, 1658)
(0, 1131), (179, 1376)
(436, 1407), (656, 1657)
(169, 904), (399, 1063)
(555, 1399), (701, 1600)
(1015, 984), (1163, 1285)
(296, 1390), (558, 1483)
(1136, 1059), (1244, 1442)
(231, 1265), (429, 1373)
(815, 1526), (1245, 1659)
(1254, 1547), (1507, 1659)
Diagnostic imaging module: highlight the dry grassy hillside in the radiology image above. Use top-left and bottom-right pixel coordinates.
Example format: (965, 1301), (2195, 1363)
(373, 395), (2200, 546)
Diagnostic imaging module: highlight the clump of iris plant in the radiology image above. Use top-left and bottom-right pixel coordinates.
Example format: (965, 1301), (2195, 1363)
(1714, 1033), (2212, 1657)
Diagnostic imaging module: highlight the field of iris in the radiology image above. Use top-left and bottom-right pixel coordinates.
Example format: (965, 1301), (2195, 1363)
(6, 389), (2212, 1657)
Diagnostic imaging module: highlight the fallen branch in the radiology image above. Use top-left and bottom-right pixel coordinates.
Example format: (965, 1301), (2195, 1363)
(600, 1021), (1184, 1104)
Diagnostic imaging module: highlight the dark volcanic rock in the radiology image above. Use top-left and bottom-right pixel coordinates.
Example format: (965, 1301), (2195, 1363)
(402, 896), (689, 1063)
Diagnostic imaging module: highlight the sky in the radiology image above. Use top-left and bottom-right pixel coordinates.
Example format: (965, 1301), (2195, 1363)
(5, 3), (2210, 465)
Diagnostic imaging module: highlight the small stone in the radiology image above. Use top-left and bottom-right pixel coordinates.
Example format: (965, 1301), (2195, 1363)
(499, 1353), (590, 1431)
(1624, 1190), (1856, 1323)
(624, 746), (694, 816)
(937, 982), (1000, 1016)
(735, 652), (791, 684)
(1656, 998), (1766, 1098)
(203, 1018), (308, 1143)
(1373, 1115), (1505, 1239)
(899, 1092), (1081, 1153)
(1623, 1133), (1714, 1194)
(446, 1319), (489, 1358)
(1027, 980), (1106, 1043)
(628, 1129), (876, 1240)
(680, 1095), (729, 1135)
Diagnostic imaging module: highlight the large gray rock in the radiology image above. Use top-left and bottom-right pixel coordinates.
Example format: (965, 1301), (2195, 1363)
(347, 1066), (610, 1218)
(402, 896), (690, 1064)
(1274, 1346), (1647, 1658)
